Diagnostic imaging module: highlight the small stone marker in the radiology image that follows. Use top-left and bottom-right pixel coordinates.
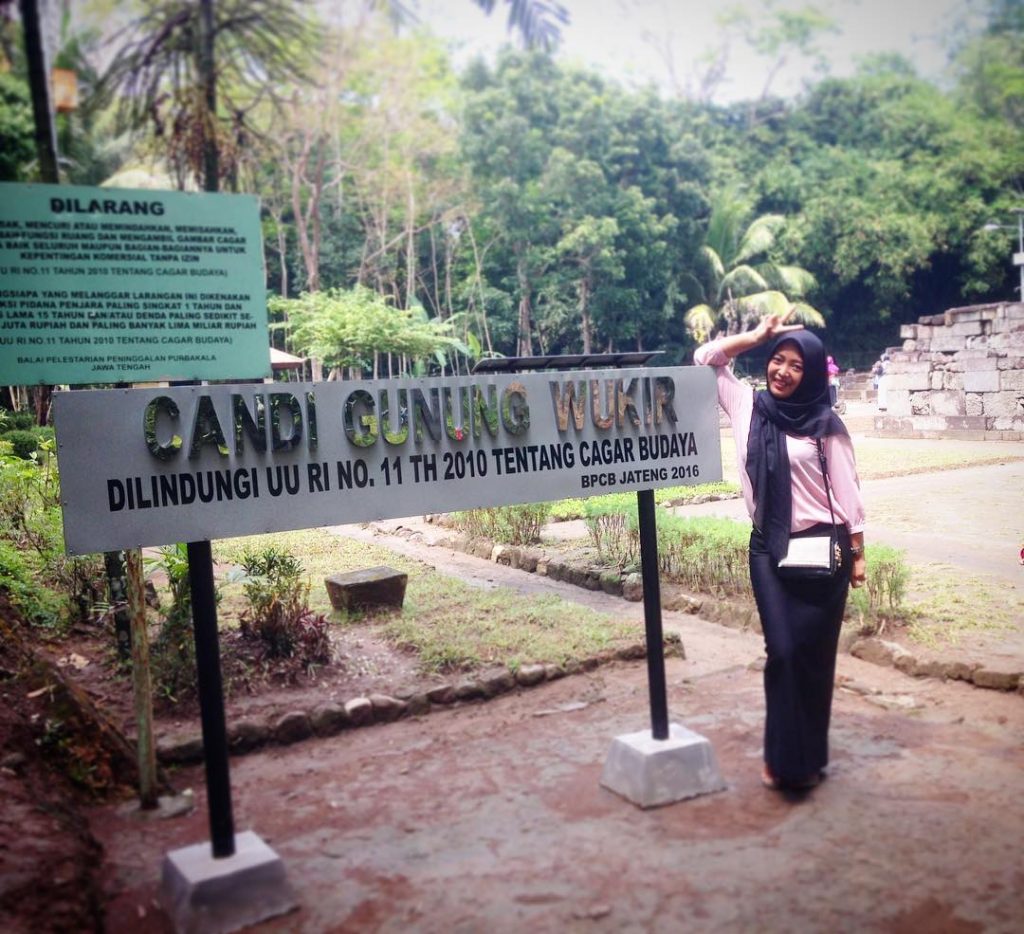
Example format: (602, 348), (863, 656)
(324, 566), (408, 611)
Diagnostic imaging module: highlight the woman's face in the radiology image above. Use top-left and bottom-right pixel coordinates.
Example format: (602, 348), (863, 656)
(767, 342), (804, 400)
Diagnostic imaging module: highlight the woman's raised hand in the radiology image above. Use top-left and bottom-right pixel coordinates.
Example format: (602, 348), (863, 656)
(754, 306), (805, 343)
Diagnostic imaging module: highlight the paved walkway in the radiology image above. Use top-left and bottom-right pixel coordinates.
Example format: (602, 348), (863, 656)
(88, 423), (1024, 933)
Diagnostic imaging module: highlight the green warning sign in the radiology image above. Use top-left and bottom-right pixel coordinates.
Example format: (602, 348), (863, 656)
(0, 183), (271, 385)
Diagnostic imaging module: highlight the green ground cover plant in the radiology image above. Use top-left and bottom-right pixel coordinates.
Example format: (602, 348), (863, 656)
(230, 544), (331, 668)
(582, 500), (752, 597)
(847, 544), (912, 635)
(0, 438), (104, 631)
(549, 481), (740, 522)
(449, 503), (552, 545)
(900, 563), (1020, 648)
(215, 529), (640, 673)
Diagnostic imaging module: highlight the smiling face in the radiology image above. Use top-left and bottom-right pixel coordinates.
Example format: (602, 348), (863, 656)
(767, 341), (805, 400)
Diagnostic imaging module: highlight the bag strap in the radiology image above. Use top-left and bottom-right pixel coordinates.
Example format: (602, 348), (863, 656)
(816, 438), (839, 532)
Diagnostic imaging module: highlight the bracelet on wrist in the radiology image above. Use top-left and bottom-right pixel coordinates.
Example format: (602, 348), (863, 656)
(850, 545), (864, 558)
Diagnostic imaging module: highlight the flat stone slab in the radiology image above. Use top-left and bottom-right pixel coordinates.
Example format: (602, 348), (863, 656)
(325, 565), (408, 611)
(600, 722), (727, 809)
(160, 830), (296, 933)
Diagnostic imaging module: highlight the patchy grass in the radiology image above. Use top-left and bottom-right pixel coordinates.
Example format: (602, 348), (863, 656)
(900, 562), (1022, 648)
(717, 432), (1024, 485)
(215, 529), (640, 674)
(852, 439), (1024, 481)
(549, 481), (741, 521)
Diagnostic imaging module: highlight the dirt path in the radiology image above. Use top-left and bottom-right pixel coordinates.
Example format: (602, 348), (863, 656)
(90, 616), (1024, 933)
(63, 435), (1024, 931)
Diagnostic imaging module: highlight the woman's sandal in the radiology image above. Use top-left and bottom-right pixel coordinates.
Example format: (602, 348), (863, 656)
(762, 765), (823, 791)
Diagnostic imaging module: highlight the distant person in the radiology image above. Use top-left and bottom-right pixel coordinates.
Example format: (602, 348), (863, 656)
(693, 309), (866, 793)
(871, 359), (883, 391)
(875, 353), (889, 411)
(827, 355), (841, 408)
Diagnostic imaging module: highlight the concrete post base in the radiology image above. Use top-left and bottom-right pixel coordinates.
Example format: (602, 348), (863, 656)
(600, 722), (727, 808)
(160, 830), (297, 934)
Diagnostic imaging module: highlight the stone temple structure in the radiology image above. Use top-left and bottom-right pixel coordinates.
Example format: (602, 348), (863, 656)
(874, 301), (1024, 440)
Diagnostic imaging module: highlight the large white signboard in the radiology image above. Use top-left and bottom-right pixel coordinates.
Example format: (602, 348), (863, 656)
(54, 367), (722, 554)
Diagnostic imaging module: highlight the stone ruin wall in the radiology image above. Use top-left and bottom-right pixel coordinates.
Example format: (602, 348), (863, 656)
(874, 301), (1024, 440)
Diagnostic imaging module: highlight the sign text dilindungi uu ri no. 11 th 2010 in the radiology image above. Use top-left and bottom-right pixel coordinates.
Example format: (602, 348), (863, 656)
(54, 366), (722, 555)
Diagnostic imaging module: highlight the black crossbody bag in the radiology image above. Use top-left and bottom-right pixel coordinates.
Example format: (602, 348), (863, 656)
(775, 439), (842, 580)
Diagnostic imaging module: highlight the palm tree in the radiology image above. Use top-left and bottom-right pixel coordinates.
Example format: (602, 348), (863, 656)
(683, 190), (824, 341)
(471, 0), (570, 52)
(96, 0), (568, 190)
(95, 0), (319, 190)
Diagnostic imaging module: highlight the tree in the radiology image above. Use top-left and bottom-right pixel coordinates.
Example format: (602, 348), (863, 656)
(469, 0), (569, 52)
(0, 71), (34, 180)
(460, 53), (704, 358)
(683, 190), (822, 341)
(95, 0), (318, 189)
(770, 57), (1024, 354)
(951, 0), (1024, 131)
(268, 287), (468, 378)
(460, 51), (564, 356)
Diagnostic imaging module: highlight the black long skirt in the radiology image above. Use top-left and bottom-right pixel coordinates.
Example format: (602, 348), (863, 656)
(749, 523), (852, 784)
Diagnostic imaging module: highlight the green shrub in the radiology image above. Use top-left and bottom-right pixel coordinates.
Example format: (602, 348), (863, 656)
(234, 545), (331, 665)
(0, 409), (38, 431)
(583, 495), (639, 567)
(656, 514), (752, 596)
(450, 502), (552, 546)
(1, 429), (41, 460)
(146, 543), (198, 704)
(0, 539), (64, 626)
(0, 438), (103, 627)
(847, 545), (910, 631)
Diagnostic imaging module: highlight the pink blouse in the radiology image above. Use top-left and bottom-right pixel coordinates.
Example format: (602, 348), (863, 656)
(694, 341), (865, 534)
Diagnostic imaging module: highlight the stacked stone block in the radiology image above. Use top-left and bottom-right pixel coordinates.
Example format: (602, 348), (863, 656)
(874, 302), (1024, 440)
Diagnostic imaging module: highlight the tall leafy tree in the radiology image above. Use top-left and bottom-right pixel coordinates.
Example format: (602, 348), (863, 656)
(0, 71), (34, 180)
(461, 53), (705, 357)
(683, 189), (821, 341)
(768, 55), (1024, 355)
(460, 50), (564, 355)
(269, 287), (467, 378)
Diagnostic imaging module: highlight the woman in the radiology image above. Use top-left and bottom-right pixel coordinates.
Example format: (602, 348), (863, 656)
(694, 309), (866, 791)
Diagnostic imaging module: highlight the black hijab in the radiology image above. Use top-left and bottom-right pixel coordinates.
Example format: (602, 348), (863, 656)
(745, 330), (848, 562)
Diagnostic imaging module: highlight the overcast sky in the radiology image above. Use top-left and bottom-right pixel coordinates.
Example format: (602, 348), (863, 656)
(413, 0), (981, 102)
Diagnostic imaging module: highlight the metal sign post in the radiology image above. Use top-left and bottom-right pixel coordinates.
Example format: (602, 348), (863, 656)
(186, 539), (235, 858)
(637, 488), (669, 740)
(475, 358), (731, 810)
